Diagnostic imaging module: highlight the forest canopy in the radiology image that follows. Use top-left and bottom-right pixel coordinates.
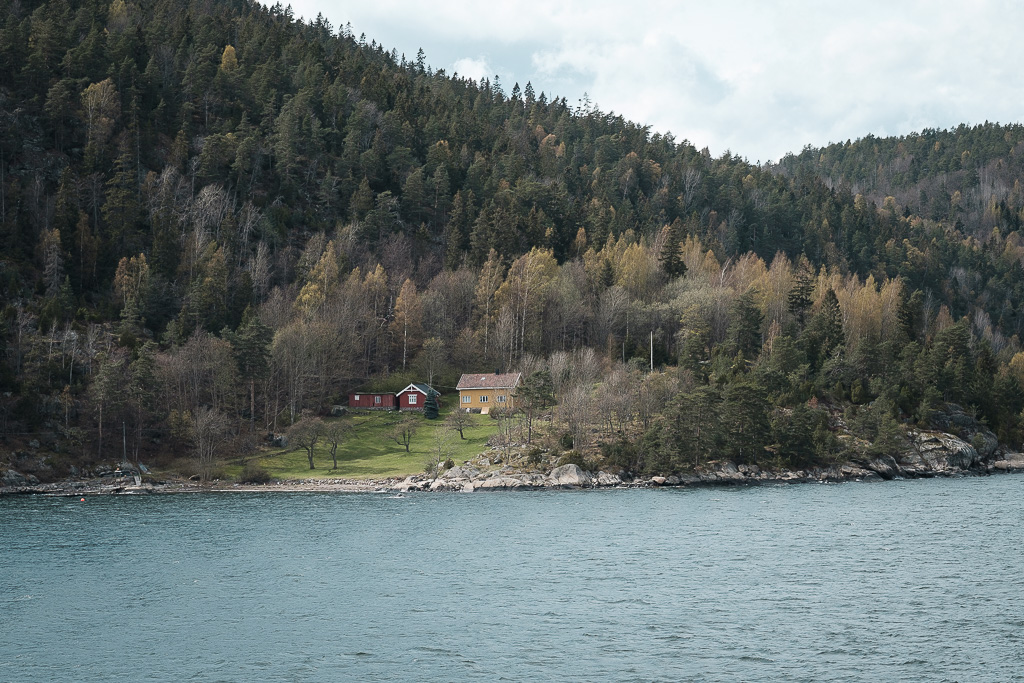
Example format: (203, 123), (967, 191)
(3, 0), (1024, 474)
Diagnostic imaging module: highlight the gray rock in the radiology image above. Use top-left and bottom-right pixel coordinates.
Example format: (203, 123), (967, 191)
(476, 475), (527, 490)
(518, 473), (549, 486)
(907, 431), (979, 471)
(651, 476), (667, 486)
(865, 456), (902, 479)
(596, 471), (623, 486)
(2, 469), (29, 486)
(991, 453), (1024, 472)
(547, 464), (592, 487)
(441, 465), (480, 481)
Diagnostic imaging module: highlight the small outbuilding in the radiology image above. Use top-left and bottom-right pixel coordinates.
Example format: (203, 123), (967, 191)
(348, 392), (397, 410)
(397, 383), (438, 411)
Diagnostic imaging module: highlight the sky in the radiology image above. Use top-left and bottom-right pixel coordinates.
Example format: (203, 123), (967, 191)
(282, 0), (1024, 163)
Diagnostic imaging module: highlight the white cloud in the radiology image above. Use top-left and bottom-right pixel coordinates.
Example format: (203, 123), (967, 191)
(451, 57), (492, 84)
(282, 0), (1024, 162)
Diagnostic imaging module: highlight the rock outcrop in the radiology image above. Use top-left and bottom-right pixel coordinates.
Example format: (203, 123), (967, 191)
(547, 464), (592, 487)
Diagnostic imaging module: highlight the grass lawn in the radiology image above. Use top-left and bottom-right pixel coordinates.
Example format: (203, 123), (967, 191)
(226, 409), (498, 480)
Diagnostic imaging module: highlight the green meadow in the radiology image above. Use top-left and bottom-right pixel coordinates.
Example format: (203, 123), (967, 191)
(226, 409), (498, 480)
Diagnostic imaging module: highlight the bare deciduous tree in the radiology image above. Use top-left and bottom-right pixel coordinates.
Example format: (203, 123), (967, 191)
(323, 420), (351, 470)
(444, 408), (472, 439)
(391, 414), (419, 452)
(193, 406), (228, 481)
(288, 414), (326, 470)
(427, 425), (455, 474)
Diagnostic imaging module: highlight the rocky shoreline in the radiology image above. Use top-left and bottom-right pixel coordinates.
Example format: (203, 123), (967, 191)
(3, 453), (1023, 497)
(4, 426), (1024, 497)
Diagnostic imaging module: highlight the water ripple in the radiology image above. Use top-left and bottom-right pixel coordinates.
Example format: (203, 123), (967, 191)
(1, 477), (1023, 681)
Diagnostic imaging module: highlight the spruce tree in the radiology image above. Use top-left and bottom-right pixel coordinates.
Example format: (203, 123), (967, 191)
(424, 389), (439, 419)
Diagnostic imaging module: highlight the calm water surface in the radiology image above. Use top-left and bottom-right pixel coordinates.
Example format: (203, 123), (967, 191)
(2, 477), (1023, 682)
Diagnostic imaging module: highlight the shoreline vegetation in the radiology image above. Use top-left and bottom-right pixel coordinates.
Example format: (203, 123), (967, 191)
(5, 443), (1024, 497)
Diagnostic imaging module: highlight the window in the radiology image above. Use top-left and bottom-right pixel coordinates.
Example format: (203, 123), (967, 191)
(374, 396), (381, 405)
(479, 395), (489, 403)
(496, 395), (506, 403)
(462, 395), (471, 404)
(354, 394), (360, 401)
(409, 394), (418, 405)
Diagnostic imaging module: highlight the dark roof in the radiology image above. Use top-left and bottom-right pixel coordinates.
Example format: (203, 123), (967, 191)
(397, 383), (434, 395)
(456, 373), (522, 390)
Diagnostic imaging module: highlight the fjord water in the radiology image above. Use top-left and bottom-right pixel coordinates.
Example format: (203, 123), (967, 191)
(2, 478), (1023, 682)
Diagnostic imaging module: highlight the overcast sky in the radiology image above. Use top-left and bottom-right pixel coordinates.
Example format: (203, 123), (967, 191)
(283, 0), (1023, 163)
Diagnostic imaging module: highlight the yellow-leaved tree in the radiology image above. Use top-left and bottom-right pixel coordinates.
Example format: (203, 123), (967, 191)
(294, 240), (338, 319)
(494, 247), (558, 366)
(390, 279), (423, 371)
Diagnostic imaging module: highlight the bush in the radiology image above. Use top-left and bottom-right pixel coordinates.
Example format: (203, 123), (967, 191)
(556, 450), (588, 469)
(526, 446), (545, 466)
(601, 438), (639, 472)
(238, 463), (272, 484)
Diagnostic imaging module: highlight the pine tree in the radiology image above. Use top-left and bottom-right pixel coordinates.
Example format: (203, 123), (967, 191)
(424, 389), (439, 419)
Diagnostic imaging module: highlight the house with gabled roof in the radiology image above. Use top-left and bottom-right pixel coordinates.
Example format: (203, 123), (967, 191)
(456, 372), (522, 414)
(397, 383), (438, 411)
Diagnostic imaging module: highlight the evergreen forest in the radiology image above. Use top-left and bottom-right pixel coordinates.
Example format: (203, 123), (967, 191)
(4, 0), (1024, 477)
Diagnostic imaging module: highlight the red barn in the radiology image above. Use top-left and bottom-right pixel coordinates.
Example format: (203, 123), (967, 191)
(397, 383), (438, 411)
(348, 392), (396, 410)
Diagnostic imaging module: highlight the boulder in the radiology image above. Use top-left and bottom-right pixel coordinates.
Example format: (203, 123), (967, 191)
(596, 471), (623, 486)
(441, 465), (480, 481)
(476, 475), (527, 490)
(906, 431), (979, 471)
(518, 473), (549, 486)
(991, 453), (1024, 472)
(840, 464), (879, 480)
(651, 476), (667, 486)
(547, 464), (592, 487)
(864, 456), (902, 479)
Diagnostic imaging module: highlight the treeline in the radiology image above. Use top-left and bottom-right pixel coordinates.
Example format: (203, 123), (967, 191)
(2, 0), (1024, 471)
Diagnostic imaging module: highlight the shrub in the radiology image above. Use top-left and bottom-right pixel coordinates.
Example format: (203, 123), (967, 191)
(556, 450), (588, 469)
(239, 463), (272, 484)
(601, 438), (640, 472)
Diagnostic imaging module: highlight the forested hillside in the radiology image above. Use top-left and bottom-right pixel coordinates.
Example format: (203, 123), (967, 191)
(3, 0), (1024, 477)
